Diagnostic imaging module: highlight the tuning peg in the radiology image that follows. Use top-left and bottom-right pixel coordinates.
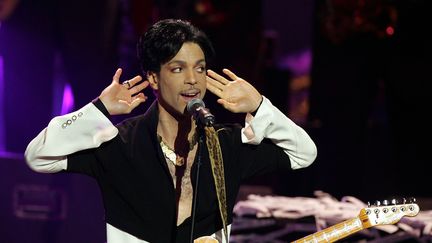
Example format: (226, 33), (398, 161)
(367, 201), (371, 207)
(375, 200), (381, 206)
(408, 197), (416, 203)
(382, 199), (389, 206)
(391, 198), (398, 205)
(402, 198), (407, 204)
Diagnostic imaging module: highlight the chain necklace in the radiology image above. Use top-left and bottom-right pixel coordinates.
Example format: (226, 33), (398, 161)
(157, 132), (198, 166)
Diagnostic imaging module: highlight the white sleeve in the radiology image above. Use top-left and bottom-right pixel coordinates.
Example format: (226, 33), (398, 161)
(241, 96), (317, 169)
(24, 102), (118, 173)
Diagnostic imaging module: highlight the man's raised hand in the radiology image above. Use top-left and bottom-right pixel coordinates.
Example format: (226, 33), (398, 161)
(206, 69), (262, 113)
(99, 68), (149, 115)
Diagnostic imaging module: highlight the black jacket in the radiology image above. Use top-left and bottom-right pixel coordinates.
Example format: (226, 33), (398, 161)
(67, 101), (292, 242)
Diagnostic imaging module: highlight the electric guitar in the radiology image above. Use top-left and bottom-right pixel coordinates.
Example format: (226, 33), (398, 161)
(194, 199), (420, 243)
(292, 199), (419, 242)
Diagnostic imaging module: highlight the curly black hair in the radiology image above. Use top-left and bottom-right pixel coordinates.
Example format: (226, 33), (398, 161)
(137, 19), (215, 75)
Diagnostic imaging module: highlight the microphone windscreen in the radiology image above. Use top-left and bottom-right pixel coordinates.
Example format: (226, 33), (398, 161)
(187, 98), (205, 114)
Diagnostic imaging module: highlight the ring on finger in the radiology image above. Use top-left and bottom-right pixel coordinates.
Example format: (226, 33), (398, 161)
(123, 81), (131, 88)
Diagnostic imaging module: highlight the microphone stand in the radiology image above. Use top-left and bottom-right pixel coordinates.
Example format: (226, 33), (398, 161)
(190, 123), (205, 243)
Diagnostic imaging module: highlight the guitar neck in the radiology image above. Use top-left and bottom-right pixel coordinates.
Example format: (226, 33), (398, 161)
(291, 201), (419, 243)
(292, 217), (364, 243)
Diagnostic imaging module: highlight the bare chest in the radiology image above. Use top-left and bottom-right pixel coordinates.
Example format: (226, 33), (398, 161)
(166, 147), (197, 225)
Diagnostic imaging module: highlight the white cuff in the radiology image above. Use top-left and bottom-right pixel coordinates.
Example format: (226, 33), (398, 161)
(240, 96), (317, 169)
(25, 102), (118, 172)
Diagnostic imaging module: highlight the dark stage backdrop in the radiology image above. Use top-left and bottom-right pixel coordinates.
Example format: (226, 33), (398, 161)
(0, 154), (105, 243)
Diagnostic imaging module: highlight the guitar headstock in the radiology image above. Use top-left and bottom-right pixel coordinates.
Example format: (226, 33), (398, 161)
(359, 197), (419, 228)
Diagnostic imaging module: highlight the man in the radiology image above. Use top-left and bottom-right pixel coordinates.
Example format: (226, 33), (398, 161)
(25, 19), (317, 243)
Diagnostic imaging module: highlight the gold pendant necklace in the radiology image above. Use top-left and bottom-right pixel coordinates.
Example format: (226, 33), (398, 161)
(157, 132), (197, 166)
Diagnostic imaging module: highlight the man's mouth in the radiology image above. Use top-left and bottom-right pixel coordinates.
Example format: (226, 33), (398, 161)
(180, 90), (200, 100)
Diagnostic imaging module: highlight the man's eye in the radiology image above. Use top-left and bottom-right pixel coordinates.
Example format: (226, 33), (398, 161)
(172, 67), (182, 73)
(196, 67), (205, 73)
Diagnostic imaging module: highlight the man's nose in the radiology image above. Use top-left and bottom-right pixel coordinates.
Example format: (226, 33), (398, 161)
(185, 69), (198, 85)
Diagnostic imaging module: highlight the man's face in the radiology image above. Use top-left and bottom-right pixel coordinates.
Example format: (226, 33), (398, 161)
(150, 42), (207, 116)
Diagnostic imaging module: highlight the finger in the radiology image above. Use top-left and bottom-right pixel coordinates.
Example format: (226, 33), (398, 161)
(122, 75), (141, 89)
(206, 75), (225, 90)
(218, 99), (242, 113)
(112, 68), (122, 83)
(129, 93), (147, 110)
(206, 81), (223, 98)
(207, 69), (230, 85)
(217, 99), (235, 111)
(128, 75), (143, 86)
(122, 80), (132, 89)
(222, 68), (239, 80)
(129, 80), (149, 94)
(132, 92), (147, 100)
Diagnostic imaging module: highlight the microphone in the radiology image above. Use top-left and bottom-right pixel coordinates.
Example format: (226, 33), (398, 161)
(187, 98), (215, 126)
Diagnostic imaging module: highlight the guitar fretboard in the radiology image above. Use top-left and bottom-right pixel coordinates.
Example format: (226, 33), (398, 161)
(292, 217), (364, 243)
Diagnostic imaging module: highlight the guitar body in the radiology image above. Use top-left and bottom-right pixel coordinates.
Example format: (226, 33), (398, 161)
(194, 236), (219, 243)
